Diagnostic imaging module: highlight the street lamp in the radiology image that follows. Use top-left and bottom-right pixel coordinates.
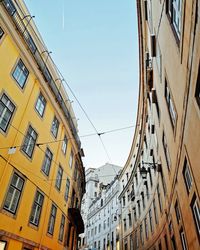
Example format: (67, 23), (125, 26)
(22, 15), (35, 34)
(139, 161), (161, 179)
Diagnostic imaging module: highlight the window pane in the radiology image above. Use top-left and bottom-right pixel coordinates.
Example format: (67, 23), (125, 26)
(22, 126), (37, 158)
(0, 94), (15, 132)
(12, 60), (29, 88)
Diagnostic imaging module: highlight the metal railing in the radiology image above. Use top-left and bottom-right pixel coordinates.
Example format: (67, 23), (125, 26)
(1, 0), (81, 149)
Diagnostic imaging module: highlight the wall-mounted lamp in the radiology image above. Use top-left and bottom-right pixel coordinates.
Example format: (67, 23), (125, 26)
(140, 161), (161, 179)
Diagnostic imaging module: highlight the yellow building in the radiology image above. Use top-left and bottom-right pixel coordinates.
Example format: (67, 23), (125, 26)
(119, 0), (200, 249)
(0, 0), (85, 249)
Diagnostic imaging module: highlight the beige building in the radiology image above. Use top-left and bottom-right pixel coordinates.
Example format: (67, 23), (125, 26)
(119, 0), (200, 249)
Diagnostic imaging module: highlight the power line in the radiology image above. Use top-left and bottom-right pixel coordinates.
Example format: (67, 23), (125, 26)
(0, 124), (136, 150)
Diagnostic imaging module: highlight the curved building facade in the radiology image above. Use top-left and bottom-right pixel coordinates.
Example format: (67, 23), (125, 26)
(119, 0), (200, 249)
(0, 1), (85, 250)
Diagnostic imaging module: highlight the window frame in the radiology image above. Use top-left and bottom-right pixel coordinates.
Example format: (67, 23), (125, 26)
(55, 165), (63, 191)
(29, 190), (44, 227)
(21, 125), (38, 159)
(191, 194), (200, 238)
(195, 62), (200, 108)
(162, 131), (171, 170)
(182, 158), (193, 193)
(0, 93), (16, 133)
(41, 148), (53, 177)
(64, 178), (70, 201)
(12, 59), (29, 89)
(62, 135), (68, 155)
(58, 214), (65, 242)
(35, 92), (46, 117)
(51, 116), (59, 138)
(0, 27), (5, 40)
(69, 150), (74, 168)
(47, 203), (57, 235)
(3, 172), (25, 215)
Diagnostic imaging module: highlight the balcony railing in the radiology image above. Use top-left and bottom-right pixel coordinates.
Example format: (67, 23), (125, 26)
(1, 0), (81, 149)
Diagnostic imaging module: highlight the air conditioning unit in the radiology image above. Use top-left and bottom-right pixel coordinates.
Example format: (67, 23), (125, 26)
(151, 88), (157, 104)
(150, 34), (156, 57)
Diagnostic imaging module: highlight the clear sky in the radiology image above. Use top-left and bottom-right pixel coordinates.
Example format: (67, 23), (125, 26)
(25, 0), (139, 169)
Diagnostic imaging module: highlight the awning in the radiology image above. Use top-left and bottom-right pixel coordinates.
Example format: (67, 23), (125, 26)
(68, 208), (84, 234)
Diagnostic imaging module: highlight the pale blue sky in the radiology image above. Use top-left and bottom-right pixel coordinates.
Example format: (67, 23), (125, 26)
(25, 0), (139, 168)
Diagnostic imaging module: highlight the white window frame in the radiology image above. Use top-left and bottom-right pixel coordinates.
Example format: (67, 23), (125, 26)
(35, 92), (46, 117)
(58, 214), (65, 242)
(55, 165), (63, 191)
(47, 204), (57, 235)
(22, 125), (37, 158)
(12, 59), (29, 88)
(29, 191), (44, 226)
(62, 135), (68, 154)
(3, 173), (24, 214)
(41, 148), (53, 176)
(51, 116), (59, 138)
(0, 93), (15, 132)
(191, 197), (200, 237)
(69, 150), (74, 168)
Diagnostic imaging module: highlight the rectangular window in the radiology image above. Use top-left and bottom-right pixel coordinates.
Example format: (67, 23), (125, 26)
(128, 213), (132, 227)
(180, 229), (188, 250)
(35, 93), (46, 117)
(183, 158), (192, 193)
(123, 219), (127, 231)
(167, 0), (183, 39)
(62, 135), (68, 154)
(3, 173), (24, 214)
(157, 184), (163, 213)
(41, 148), (53, 176)
(12, 59), (29, 88)
(3, 0), (16, 16)
(165, 79), (177, 129)
(153, 199), (158, 224)
(195, 63), (200, 107)
(73, 163), (78, 181)
(29, 191), (44, 226)
(69, 150), (74, 168)
(55, 165), (63, 191)
(149, 208), (154, 232)
(0, 241), (7, 250)
(175, 200), (181, 224)
(21, 125), (37, 158)
(140, 224), (144, 245)
(162, 131), (171, 169)
(145, 217), (148, 239)
(65, 178), (70, 201)
(191, 195), (200, 237)
(0, 93), (15, 132)
(156, 41), (162, 80)
(0, 27), (4, 40)
(47, 204), (57, 235)
(171, 235), (177, 250)
(58, 214), (65, 242)
(51, 116), (59, 138)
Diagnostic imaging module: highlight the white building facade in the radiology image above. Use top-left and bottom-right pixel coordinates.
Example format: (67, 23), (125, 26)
(79, 163), (121, 249)
(87, 176), (120, 250)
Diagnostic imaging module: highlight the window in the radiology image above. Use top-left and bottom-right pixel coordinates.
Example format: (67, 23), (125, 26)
(29, 191), (44, 226)
(122, 196), (126, 207)
(183, 158), (192, 193)
(149, 208), (154, 232)
(133, 207), (137, 222)
(156, 41), (162, 80)
(191, 195), (200, 237)
(0, 27), (4, 40)
(0, 93), (15, 132)
(99, 223), (101, 233)
(128, 213), (132, 227)
(167, 0), (183, 39)
(144, 217), (148, 239)
(162, 131), (171, 169)
(180, 229), (188, 250)
(3, 0), (16, 15)
(164, 234), (169, 249)
(175, 201), (181, 224)
(157, 184), (163, 213)
(58, 214), (65, 242)
(69, 150), (74, 168)
(62, 135), (68, 154)
(140, 224), (144, 245)
(12, 59), (29, 88)
(41, 148), (53, 176)
(47, 204), (57, 235)
(171, 235), (177, 250)
(21, 125), (37, 158)
(141, 192), (145, 209)
(35, 93), (46, 117)
(153, 199), (158, 224)
(0, 241), (7, 250)
(51, 116), (59, 138)
(123, 218), (127, 231)
(165, 79), (177, 129)
(3, 173), (24, 214)
(195, 63), (200, 107)
(64, 178), (70, 201)
(55, 165), (63, 191)
(73, 163), (78, 181)
(137, 200), (141, 217)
